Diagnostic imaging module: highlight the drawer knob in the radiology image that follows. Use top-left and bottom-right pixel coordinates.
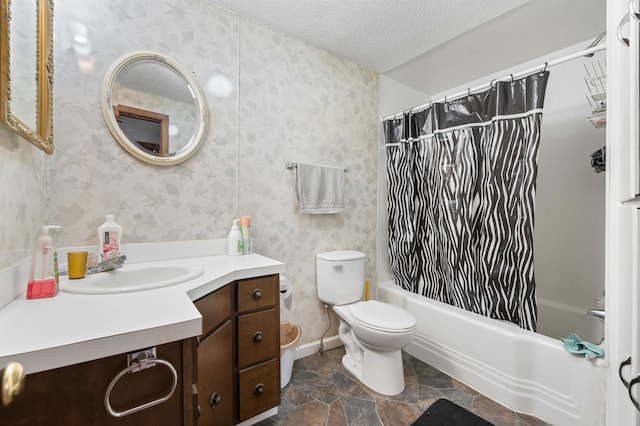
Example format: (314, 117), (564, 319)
(209, 392), (221, 408)
(254, 384), (265, 396)
(252, 288), (263, 300)
(252, 332), (263, 343)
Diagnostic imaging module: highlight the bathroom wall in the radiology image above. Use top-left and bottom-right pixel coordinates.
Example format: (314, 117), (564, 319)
(531, 45), (606, 341)
(47, 0), (378, 346)
(0, 125), (47, 305)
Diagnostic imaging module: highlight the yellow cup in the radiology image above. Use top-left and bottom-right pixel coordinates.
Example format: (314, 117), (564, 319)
(67, 251), (88, 279)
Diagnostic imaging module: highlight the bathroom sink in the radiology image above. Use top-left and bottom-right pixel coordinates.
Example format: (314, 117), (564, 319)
(60, 263), (204, 294)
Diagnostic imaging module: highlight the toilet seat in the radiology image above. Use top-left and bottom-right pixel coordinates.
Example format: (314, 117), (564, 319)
(349, 300), (416, 333)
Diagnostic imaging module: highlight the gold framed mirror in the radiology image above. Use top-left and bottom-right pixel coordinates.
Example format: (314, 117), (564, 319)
(0, 0), (54, 154)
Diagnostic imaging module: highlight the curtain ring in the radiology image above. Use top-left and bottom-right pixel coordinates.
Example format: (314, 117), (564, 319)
(490, 79), (497, 90)
(510, 74), (514, 84)
(444, 96), (447, 104)
(467, 88), (471, 98)
(540, 62), (548, 75)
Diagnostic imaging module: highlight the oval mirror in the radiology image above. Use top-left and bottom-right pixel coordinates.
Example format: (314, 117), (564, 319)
(101, 51), (208, 166)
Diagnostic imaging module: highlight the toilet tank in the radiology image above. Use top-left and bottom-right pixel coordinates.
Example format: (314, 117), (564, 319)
(316, 250), (366, 305)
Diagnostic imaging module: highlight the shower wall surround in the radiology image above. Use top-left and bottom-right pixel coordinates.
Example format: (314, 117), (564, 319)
(42, 0), (377, 346)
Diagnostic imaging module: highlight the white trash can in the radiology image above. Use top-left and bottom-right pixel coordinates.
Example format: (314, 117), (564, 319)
(280, 321), (301, 388)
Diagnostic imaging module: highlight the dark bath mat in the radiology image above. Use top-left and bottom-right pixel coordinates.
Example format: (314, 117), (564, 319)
(411, 399), (495, 426)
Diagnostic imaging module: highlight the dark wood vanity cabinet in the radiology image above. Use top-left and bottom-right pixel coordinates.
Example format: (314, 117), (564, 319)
(194, 274), (280, 425)
(0, 275), (279, 426)
(0, 340), (195, 426)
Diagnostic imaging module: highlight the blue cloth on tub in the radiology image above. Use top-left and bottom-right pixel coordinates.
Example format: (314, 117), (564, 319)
(562, 333), (604, 359)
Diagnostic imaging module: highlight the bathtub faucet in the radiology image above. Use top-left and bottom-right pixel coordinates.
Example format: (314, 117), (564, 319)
(587, 309), (605, 322)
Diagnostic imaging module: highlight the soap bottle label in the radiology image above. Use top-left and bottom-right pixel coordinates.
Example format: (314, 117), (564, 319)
(102, 231), (120, 256)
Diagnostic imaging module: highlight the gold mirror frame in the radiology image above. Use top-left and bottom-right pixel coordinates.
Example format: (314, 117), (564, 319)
(0, 0), (54, 154)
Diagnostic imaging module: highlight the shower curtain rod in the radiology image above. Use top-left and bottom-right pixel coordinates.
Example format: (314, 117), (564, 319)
(381, 43), (606, 122)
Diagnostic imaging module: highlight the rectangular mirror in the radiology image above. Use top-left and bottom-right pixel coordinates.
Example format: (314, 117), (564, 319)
(0, 0), (54, 154)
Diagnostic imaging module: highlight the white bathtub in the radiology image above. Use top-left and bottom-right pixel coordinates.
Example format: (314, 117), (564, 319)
(377, 281), (607, 426)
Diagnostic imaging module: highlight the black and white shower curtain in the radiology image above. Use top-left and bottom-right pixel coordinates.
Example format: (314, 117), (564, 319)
(384, 72), (549, 331)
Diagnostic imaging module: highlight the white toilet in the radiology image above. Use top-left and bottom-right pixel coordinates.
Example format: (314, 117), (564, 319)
(316, 250), (416, 396)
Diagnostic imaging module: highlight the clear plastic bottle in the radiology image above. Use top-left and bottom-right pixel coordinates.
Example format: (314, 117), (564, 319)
(228, 219), (242, 256)
(27, 225), (61, 299)
(240, 216), (251, 254)
(98, 214), (123, 261)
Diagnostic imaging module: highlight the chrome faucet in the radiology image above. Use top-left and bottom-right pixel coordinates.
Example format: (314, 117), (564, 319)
(587, 309), (605, 322)
(87, 255), (127, 274)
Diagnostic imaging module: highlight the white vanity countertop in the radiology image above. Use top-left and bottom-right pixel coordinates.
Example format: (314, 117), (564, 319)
(0, 241), (284, 374)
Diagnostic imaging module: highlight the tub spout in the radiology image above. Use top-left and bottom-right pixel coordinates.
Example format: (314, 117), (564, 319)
(587, 309), (605, 321)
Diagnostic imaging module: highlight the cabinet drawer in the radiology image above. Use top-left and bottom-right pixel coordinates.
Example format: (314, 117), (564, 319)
(194, 285), (231, 337)
(238, 359), (280, 422)
(237, 275), (278, 313)
(237, 308), (278, 367)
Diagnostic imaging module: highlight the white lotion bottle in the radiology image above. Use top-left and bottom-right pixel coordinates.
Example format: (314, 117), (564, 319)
(98, 214), (123, 261)
(227, 219), (242, 256)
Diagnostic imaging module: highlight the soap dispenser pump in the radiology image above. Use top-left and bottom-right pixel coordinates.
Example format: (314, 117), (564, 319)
(227, 219), (242, 256)
(27, 225), (61, 299)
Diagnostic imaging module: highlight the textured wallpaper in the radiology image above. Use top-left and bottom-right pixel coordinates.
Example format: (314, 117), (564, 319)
(0, 126), (47, 272)
(48, 0), (379, 346)
(51, 0), (238, 247)
(238, 22), (379, 344)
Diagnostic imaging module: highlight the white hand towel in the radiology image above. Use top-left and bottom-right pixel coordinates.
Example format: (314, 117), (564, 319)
(295, 162), (345, 214)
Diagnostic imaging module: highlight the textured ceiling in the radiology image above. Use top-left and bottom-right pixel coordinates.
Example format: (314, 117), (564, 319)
(206, 0), (530, 73)
(205, 0), (605, 95)
(387, 0), (606, 95)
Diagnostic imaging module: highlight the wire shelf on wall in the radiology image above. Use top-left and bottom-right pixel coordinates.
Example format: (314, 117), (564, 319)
(584, 58), (606, 129)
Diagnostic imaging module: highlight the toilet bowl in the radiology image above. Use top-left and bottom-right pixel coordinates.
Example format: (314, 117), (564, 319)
(316, 250), (416, 396)
(332, 301), (416, 396)
(336, 300), (416, 350)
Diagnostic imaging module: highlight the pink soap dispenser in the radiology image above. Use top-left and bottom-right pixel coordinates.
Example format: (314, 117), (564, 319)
(27, 225), (61, 299)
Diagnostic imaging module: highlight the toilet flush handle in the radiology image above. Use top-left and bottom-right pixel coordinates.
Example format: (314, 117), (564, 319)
(333, 264), (343, 271)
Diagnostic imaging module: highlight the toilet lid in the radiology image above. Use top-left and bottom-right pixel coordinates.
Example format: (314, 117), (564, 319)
(349, 300), (416, 332)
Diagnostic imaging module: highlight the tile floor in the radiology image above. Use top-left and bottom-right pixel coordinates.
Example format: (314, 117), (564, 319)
(257, 347), (551, 426)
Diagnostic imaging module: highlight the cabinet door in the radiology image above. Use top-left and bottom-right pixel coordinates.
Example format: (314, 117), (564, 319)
(194, 285), (231, 337)
(197, 320), (233, 426)
(0, 341), (188, 425)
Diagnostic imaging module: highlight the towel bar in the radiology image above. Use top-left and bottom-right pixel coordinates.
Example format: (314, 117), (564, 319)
(104, 348), (178, 417)
(619, 356), (640, 412)
(286, 162), (349, 173)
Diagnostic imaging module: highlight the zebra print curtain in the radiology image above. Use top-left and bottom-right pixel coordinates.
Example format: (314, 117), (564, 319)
(384, 71), (549, 331)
